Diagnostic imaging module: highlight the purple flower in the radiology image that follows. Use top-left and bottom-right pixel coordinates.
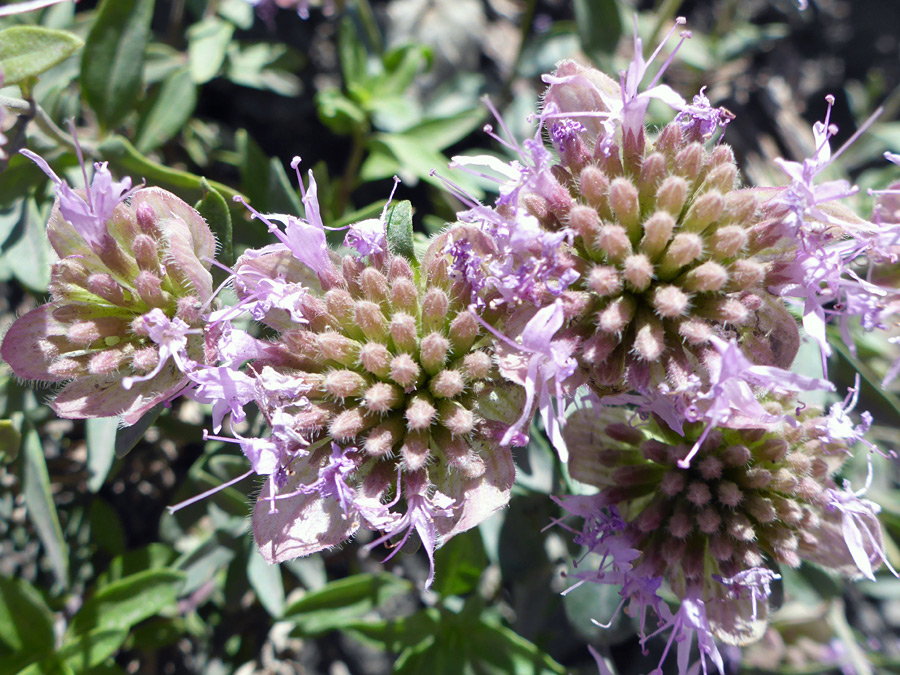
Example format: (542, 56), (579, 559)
(344, 218), (387, 258)
(646, 595), (725, 675)
(21, 150), (137, 254)
(364, 471), (457, 589)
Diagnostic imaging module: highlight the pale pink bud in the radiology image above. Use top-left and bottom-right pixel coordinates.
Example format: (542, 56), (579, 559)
(609, 178), (640, 236)
(569, 204), (601, 243)
(637, 152), (667, 204)
(697, 507), (722, 534)
(723, 190), (758, 224)
(317, 332), (360, 367)
(132, 233), (159, 271)
(597, 295), (636, 334)
(579, 166), (610, 213)
(360, 268), (390, 303)
(400, 430), (431, 471)
(727, 259), (766, 290)
(362, 381), (403, 413)
(660, 471), (685, 496)
(388, 256), (414, 281)
(700, 162), (737, 194)
(405, 394), (436, 431)
(682, 191), (724, 233)
(677, 318), (712, 344)
(674, 142), (705, 180)
(390, 277), (419, 314)
(325, 289), (357, 329)
(623, 254), (654, 292)
(132, 346), (160, 373)
(355, 301), (388, 341)
(594, 224), (632, 262)
(364, 417), (404, 456)
(682, 261), (728, 292)
(633, 313), (665, 361)
(461, 351), (491, 380)
(587, 265), (622, 297)
(421, 288), (449, 333)
(390, 312), (418, 353)
(430, 369), (465, 398)
(658, 233), (703, 277)
(438, 400), (475, 436)
(389, 353), (421, 389)
(717, 481), (743, 507)
(420, 332), (449, 374)
(655, 176), (688, 216)
(709, 225), (748, 259)
(329, 408), (373, 441)
(640, 211), (676, 259)
(87, 273), (126, 306)
(727, 513), (756, 542)
(324, 369), (368, 399)
(448, 310), (478, 353)
(687, 481), (712, 506)
(359, 342), (392, 378)
(654, 122), (682, 158)
(136, 271), (166, 307)
(651, 285), (690, 318)
(668, 511), (694, 539)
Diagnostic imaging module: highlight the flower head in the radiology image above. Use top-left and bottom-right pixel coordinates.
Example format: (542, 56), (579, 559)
(1, 155), (216, 423)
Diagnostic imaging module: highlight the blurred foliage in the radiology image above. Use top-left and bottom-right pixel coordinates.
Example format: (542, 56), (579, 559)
(1, 0), (900, 673)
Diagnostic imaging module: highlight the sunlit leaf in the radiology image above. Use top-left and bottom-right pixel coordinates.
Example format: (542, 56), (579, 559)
(81, 0), (155, 130)
(0, 25), (82, 85)
(22, 425), (69, 589)
(69, 568), (185, 635)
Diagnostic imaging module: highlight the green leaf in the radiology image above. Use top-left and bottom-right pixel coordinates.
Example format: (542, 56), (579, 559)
(338, 16), (368, 90)
(135, 66), (198, 153)
(97, 543), (176, 588)
(69, 568), (185, 635)
(22, 425), (69, 589)
(187, 16), (234, 84)
(432, 529), (487, 597)
(81, 0), (155, 130)
(283, 573), (414, 636)
(195, 179), (233, 276)
(573, 0), (622, 61)
(384, 199), (414, 262)
(55, 628), (128, 672)
(85, 417), (118, 492)
(0, 576), (55, 655)
(0, 26), (82, 86)
(0, 419), (20, 464)
(3, 199), (52, 292)
(98, 135), (241, 204)
(397, 108), (485, 151)
(315, 87), (368, 136)
(16, 628), (128, 675)
(247, 546), (285, 618)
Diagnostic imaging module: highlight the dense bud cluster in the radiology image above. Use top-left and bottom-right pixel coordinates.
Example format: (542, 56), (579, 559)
(237, 225), (517, 572)
(564, 404), (886, 645)
(1, 187), (215, 423)
(534, 118), (797, 394)
(237, 241), (502, 478)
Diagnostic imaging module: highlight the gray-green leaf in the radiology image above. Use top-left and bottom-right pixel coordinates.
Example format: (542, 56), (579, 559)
(135, 66), (197, 153)
(81, 0), (155, 130)
(384, 199), (415, 262)
(22, 425), (69, 589)
(0, 25), (82, 86)
(69, 568), (185, 635)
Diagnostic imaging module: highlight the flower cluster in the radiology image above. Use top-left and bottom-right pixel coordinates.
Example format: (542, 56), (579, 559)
(1, 155), (215, 423)
(4, 15), (900, 675)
